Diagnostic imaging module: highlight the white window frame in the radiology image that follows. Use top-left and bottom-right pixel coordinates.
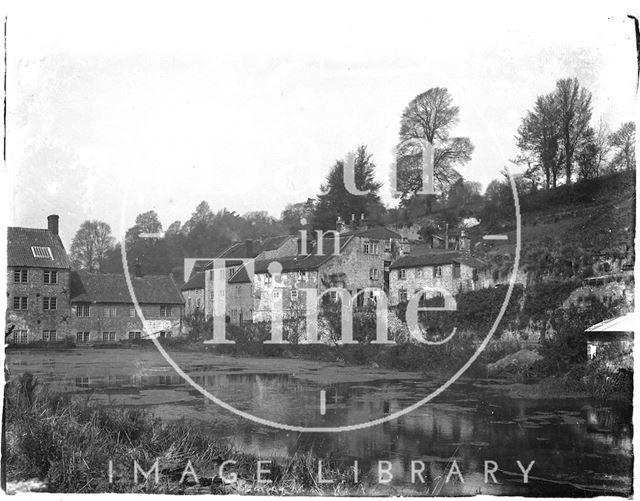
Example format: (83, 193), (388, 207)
(31, 246), (53, 259)
(44, 270), (58, 284)
(399, 269), (406, 280)
(290, 289), (299, 300)
(43, 296), (57, 310)
(14, 269), (28, 283)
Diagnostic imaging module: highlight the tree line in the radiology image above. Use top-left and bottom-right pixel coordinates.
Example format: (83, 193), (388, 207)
(68, 78), (635, 278)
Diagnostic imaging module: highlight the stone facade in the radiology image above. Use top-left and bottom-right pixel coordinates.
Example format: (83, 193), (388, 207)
(7, 267), (72, 343)
(70, 302), (182, 342)
(388, 253), (491, 306)
(6, 215), (73, 344)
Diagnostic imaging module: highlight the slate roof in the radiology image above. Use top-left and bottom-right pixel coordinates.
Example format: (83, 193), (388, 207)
(217, 235), (293, 259)
(340, 226), (402, 240)
(228, 254), (334, 284)
(71, 271), (184, 304)
(7, 227), (71, 269)
(181, 271), (205, 291)
(389, 252), (487, 270)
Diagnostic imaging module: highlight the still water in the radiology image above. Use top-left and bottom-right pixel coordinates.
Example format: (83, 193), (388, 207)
(6, 347), (632, 496)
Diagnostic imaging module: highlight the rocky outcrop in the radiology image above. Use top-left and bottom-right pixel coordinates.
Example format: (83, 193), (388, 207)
(487, 349), (543, 376)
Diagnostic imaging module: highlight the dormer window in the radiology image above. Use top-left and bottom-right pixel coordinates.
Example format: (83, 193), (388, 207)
(31, 246), (53, 259)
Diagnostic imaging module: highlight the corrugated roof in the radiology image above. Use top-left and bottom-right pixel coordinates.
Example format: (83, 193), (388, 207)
(7, 227), (71, 269)
(71, 271), (184, 304)
(390, 251), (487, 269)
(181, 271), (205, 291)
(585, 313), (635, 333)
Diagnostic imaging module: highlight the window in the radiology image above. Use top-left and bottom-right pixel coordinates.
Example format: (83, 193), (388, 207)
(371, 242), (379, 255)
(159, 331), (168, 338)
(434, 266), (443, 278)
(76, 304), (90, 317)
(272, 290), (281, 300)
(399, 288), (408, 302)
(298, 270), (307, 280)
(363, 242), (370, 254)
(104, 306), (117, 317)
(42, 330), (57, 342)
(453, 262), (461, 279)
(187, 297), (192, 310)
(196, 298), (201, 308)
(416, 268), (423, 279)
(290, 289), (299, 300)
(12, 330), (28, 344)
(265, 274), (272, 284)
(13, 296), (28, 310)
(128, 331), (141, 340)
(232, 309), (239, 321)
(160, 305), (171, 317)
(129, 306), (136, 318)
(31, 246), (53, 259)
(43, 270), (58, 284)
(13, 269), (28, 283)
(399, 269), (406, 280)
(369, 268), (379, 280)
(236, 286), (241, 297)
(472, 269), (479, 282)
(330, 291), (338, 301)
(76, 331), (90, 343)
(102, 331), (116, 342)
(43, 297), (57, 310)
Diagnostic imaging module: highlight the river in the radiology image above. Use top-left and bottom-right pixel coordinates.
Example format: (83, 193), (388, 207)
(5, 347), (632, 496)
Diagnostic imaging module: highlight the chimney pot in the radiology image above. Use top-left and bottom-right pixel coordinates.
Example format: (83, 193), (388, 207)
(245, 239), (254, 257)
(47, 214), (59, 235)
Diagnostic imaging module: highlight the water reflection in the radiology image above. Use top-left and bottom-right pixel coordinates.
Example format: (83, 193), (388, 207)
(6, 349), (632, 496)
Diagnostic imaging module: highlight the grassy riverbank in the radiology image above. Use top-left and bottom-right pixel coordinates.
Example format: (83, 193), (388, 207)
(3, 373), (360, 495)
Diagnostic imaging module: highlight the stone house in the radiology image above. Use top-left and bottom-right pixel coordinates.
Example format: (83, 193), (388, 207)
(388, 251), (489, 306)
(6, 215), (72, 344)
(226, 226), (403, 323)
(181, 271), (205, 316)
(70, 270), (184, 342)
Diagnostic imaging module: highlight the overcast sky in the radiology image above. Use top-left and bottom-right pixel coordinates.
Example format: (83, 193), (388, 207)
(4, 1), (638, 246)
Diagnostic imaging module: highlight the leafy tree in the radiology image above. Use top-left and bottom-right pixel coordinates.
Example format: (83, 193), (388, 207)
(553, 78), (593, 184)
(312, 145), (385, 231)
(515, 93), (564, 189)
(395, 87), (474, 212)
(609, 121), (636, 171)
(70, 220), (115, 272)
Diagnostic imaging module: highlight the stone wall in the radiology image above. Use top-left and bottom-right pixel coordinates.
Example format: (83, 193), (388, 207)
(70, 302), (182, 342)
(6, 266), (72, 342)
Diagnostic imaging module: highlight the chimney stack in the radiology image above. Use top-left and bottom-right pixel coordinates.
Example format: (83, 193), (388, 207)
(245, 239), (254, 257)
(47, 214), (59, 235)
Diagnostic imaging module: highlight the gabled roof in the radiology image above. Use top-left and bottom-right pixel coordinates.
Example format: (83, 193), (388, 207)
(390, 252), (487, 270)
(71, 271), (184, 304)
(8, 227), (70, 269)
(181, 271), (205, 291)
(217, 235), (294, 259)
(228, 254), (334, 284)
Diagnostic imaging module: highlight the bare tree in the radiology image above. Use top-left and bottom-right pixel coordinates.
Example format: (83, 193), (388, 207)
(553, 78), (593, 184)
(70, 220), (115, 272)
(609, 121), (636, 171)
